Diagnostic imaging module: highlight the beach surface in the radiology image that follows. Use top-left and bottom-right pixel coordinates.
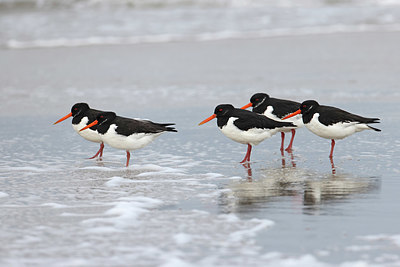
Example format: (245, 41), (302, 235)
(1, 30), (400, 266)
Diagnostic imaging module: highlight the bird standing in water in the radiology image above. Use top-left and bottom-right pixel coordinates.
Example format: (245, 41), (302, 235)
(80, 111), (177, 167)
(283, 100), (381, 158)
(241, 93), (303, 152)
(53, 103), (105, 159)
(199, 104), (294, 163)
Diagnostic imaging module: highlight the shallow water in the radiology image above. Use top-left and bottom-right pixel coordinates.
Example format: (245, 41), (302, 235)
(2, 0), (400, 49)
(1, 1), (400, 265)
(0, 100), (399, 266)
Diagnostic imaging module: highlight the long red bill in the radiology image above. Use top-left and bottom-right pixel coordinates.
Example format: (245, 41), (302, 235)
(282, 109), (301, 120)
(240, 103), (253, 110)
(80, 120), (98, 132)
(53, 112), (72, 125)
(198, 114), (216, 125)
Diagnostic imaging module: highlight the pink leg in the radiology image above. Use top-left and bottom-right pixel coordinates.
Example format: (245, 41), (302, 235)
(126, 151), (130, 167)
(99, 142), (104, 158)
(280, 132), (285, 151)
(329, 139), (335, 159)
(240, 144), (252, 163)
(88, 142), (104, 159)
(285, 129), (296, 152)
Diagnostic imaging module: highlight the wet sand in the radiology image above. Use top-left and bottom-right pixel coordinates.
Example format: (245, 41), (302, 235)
(1, 31), (399, 116)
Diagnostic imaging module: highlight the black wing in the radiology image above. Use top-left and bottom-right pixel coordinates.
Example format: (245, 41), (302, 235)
(114, 116), (177, 136)
(231, 109), (294, 131)
(318, 105), (380, 126)
(268, 98), (301, 118)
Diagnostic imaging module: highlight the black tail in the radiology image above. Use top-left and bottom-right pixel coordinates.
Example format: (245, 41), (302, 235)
(160, 123), (178, 132)
(367, 118), (380, 124)
(368, 125), (381, 132)
(365, 118), (380, 131)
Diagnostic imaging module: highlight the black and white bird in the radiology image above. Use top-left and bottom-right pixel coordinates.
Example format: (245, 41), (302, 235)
(80, 112), (177, 167)
(241, 93), (303, 152)
(199, 104), (295, 163)
(54, 103), (105, 159)
(283, 100), (381, 158)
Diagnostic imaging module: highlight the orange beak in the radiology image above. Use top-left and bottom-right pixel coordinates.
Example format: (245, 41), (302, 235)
(80, 120), (98, 132)
(282, 109), (301, 120)
(240, 102), (253, 110)
(53, 112), (72, 125)
(198, 114), (217, 126)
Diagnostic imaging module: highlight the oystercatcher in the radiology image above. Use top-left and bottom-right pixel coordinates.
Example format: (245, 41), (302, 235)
(283, 100), (381, 158)
(241, 93), (303, 152)
(53, 103), (105, 159)
(80, 112), (177, 167)
(198, 104), (295, 163)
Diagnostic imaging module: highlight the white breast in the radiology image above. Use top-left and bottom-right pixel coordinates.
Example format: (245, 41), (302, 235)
(100, 124), (163, 151)
(306, 113), (371, 140)
(72, 117), (102, 143)
(219, 117), (278, 146)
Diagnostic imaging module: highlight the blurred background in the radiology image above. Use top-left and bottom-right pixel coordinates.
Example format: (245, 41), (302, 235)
(1, 0), (400, 48)
(1, 0), (400, 116)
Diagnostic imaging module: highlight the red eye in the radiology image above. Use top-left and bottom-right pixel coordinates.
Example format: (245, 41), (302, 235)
(100, 115), (103, 118)
(74, 108), (78, 111)
(302, 105), (306, 108)
(219, 109), (223, 112)
(255, 99), (259, 101)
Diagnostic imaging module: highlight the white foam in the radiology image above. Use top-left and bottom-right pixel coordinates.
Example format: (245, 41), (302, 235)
(82, 196), (163, 229)
(104, 176), (134, 187)
(6, 24), (400, 50)
(0, 192), (9, 198)
(229, 218), (275, 242)
(136, 171), (186, 177)
(159, 257), (194, 267)
(3, 166), (56, 172)
(40, 203), (68, 208)
(218, 213), (240, 223)
(79, 166), (114, 171)
(345, 245), (378, 252)
(359, 234), (400, 247)
(203, 173), (225, 179)
(261, 252), (330, 267)
(173, 233), (193, 245)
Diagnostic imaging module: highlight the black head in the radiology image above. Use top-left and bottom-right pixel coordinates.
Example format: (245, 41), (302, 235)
(300, 100), (320, 114)
(96, 112), (117, 125)
(214, 104), (235, 117)
(250, 93), (270, 108)
(71, 103), (90, 117)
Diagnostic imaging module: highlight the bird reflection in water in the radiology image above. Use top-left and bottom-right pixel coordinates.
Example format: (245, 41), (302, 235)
(221, 165), (379, 214)
(281, 150), (297, 169)
(241, 150), (297, 181)
(303, 173), (379, 210)
(241, 162), (253, 180)
(330, 157), (336, 175)
(223, 165), (305, 212)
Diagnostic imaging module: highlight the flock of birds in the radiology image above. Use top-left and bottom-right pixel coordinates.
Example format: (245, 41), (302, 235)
(54, 93), (381, 168)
